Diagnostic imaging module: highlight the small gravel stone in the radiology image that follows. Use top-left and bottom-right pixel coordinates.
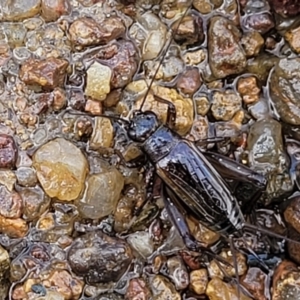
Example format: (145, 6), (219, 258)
(150, 275), (181, 300)
(68, 231), (133, 284)
(0, 186), (22, 219)
(211, 90), (242, 121)
(272, 260), (300, 300)
(0, 134), (18, 169)
(33, 138), (89, 201)
(237, 76), (261, 104)
(125, 278), (152, 300)
(19, 57), (68, 90)
(0, 170), (16, 191)
(189, 269), (208, 295)
(241, 31), (264, 57)
(76, 167), (124, 219)
(1, 0), (41, 21)
(242, 13), (274, 34)
(89, 117), (113, 149)
(241, 267), (269, 300)
(0, 216), (28, 238)
(285, 26), (300, 54)
(166, 256), (189, 290)
(172, 14), (204, 46)
(206, 277), (252, 300)
(176, 67), (202, 95)
(127, 231), (154, 259)
(208, 16), (246, 79)
(85, 62), (112, 101)
(41, 0), (71, 22)
(84, 99), (102, 115)
(15, 167), (37, 187)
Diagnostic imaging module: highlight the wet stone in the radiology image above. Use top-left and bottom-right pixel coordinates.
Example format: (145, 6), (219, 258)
(193, 0), (223, 14)
(0, 170), (16, 191)
(241, 267), (269, 300)
(85, 61), (112, 101)
(127, 231), (154, 259)
(0, 186), (22, 219)
(96, 41), (138, 89)
(176, 67), (202, 95)
(0, 216), (28, 238)
(242, 13), (274, 34)
(189, 269), (208, 295)
(206, 277), (252, 300)
(208, 250), (247, 279)
(2, 23), (27, 48)
(15, 166), (37, 187)
(0, 134), (17, 169)
(241, 31), (264, 57)
(33, 138), (89, 201)
(69, 16), (125, 49)
(76, 167), (124, 219)
(18, 185), (50, 221)
(285, 26), (300, 54)
(0, 0), (41, 21)
(211, 90), (242, 121)
(89, 117), (113, 149)
(19, 57), (68, 90)
(171, 14), (204, 47)
(41, 0), (71, 22)
(237, 76), (260, 104)
(166, 256), (189, 290)
(150, 275), (181, 300)
(284, 196), (300, 234)
(270, 58), (300, 125)
(125, 278), (152, 300)
(68, 231), (133, 284)
(272, 260), (300, 300)
(85, 99), (102, 115)
(129, 12), (167, 61)
(267, 0), (300, 17)
(208, 16), (247, 79)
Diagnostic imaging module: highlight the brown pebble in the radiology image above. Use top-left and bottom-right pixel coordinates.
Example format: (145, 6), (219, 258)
(241, 267), (268, 300)
(41, 0), (71, 22)
(241, 31), (264, 57)
(176, 67), (202, 95)
(19, 57), (68, 90)
(0, 134), (18, 169)
(189, 269), (208, 295)
(125, 278), (152, 300)
(0, 216), (28, 238)
(243, 13), (274, 34)
(285, 26), (300, 54)
(237, 76), (260, 104)
(85, 99), (102, 115)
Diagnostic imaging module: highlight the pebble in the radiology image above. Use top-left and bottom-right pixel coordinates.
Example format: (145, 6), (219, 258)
(68, 231), (133, 284)
(0, 170), (16, 191)
(208, 16), (246, 79)
(171, 14), (204, 46)
(189, 269), (208, 295)
(193, 0), (223, 14)
(85, 61), (112, 101)
(127, 231), (154, 259)
(125, 278), (152, 300)
(0, 134), (18, 169)
(285, 26), (300, 54)
(176, 67), (202, 95)
(242, 13), (274, 34)
(237, 76), (261, 104)
(211, 90), (242, 121)
(89, 117), (113, 149)
(0, 216), (28, 238)
(206, 277), (252, 300)
(0, 186), (22, 218)
(166, 256), (189, 290)
(269, 58), (300, 125)
(272, 260), (300, 300)
(15, 166), (37, 187)
(18, 185), (50, 221)
(69, 16), (125, 49)
(1, 0), (41, 21)
(33, 138), (89, 201)
(268, 0), (300, 17)
(41, 0), (71, 22)
(76, 167), (124, 219)
(241, 267), (269, 300)
(150, 275), (181, 300)
(19, 57), (68, 90)
(208, 250), (247, 279)
(241, 31), (264, 57)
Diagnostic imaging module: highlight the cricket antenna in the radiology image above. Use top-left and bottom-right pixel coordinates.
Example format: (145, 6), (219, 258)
(139, 2), (192, 111)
